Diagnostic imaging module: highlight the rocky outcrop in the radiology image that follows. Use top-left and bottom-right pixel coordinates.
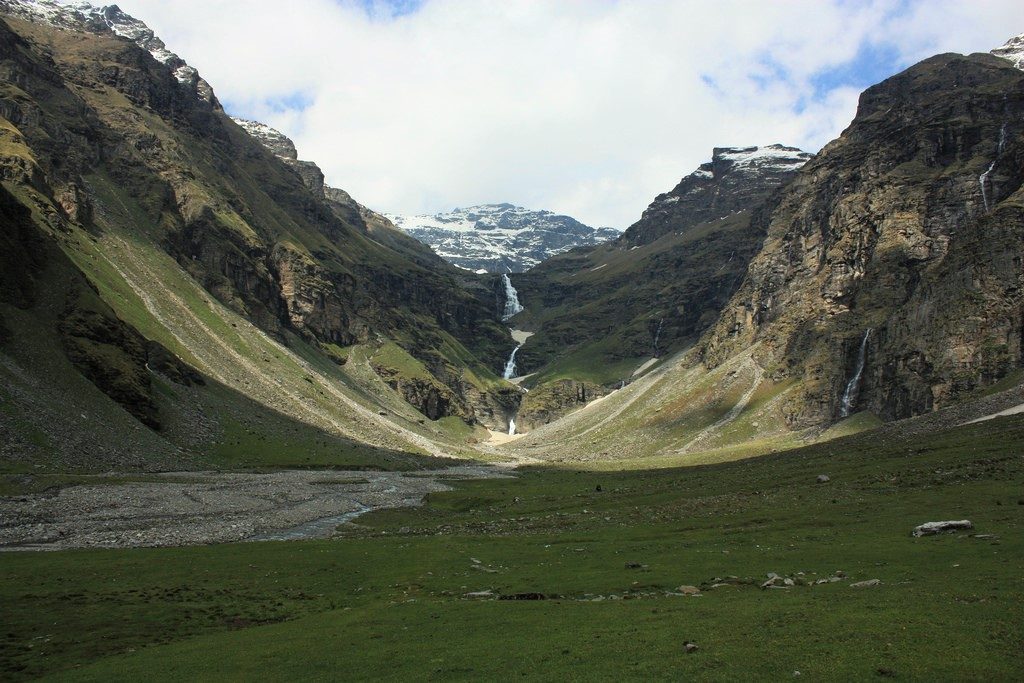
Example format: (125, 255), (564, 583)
(0, 0), (218, 104)
(701, 52), (1024, 427)
(621, 145), (812, 247)
(231, 117), (326, 197)
(516, 379), (607, 431)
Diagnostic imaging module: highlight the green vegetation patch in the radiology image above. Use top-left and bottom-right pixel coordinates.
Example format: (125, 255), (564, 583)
(2, 416), (1022, 679)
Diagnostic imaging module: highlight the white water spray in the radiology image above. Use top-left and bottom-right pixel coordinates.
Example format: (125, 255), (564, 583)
(501, 274), (524, 321)
(839, 328), (873, 418)
(502, 344), (521, 380)
(980, 123), (1008, 212)
(508, 417), (516, 435)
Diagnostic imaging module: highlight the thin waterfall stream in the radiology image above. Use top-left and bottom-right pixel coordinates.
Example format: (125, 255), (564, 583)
(839, 328), (873, 418)
(980, 122), (1007, 212)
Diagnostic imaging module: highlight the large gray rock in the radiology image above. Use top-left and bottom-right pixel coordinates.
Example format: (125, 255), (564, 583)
(912, 520), (974, 536)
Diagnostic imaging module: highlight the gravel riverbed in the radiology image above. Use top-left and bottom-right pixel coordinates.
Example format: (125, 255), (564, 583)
(0, 465), (511, 550)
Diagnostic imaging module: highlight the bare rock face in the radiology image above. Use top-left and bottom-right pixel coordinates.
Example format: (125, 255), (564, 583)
(622, 144), (812, 247)
(231, 117), (326, 198)
(516, 379), (607, 432)
(701, 52), (1024, 428)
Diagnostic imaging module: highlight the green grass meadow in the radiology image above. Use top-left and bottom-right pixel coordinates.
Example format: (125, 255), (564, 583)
(2, 416), (1022, 680)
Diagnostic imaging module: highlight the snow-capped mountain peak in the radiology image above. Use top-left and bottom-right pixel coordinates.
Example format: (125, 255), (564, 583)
(387, 204), (620, 272)
(991, 33), (1024, 70)
(0, 0), (215, 102)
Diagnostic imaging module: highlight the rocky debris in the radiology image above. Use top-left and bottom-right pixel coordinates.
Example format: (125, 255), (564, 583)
(0, 465), (505, 550)
(912, 520), (974, 537)
(850, 579), (880, 588)
(816, 474), (830, 483)
(675, 585), (701, 596)
(463, 590), (494, 599)
(498, 593), (549, 601)
(387, 204), (620, 273)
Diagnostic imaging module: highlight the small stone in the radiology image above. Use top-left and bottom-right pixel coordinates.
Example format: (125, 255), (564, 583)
(850, 579), (880, 588)
(676, 585), (701, 596)
(816, 474), (830, 483)
(684, 641), (698, 653)
(783, 578), (795, 586)
(464, 590), (494, 599)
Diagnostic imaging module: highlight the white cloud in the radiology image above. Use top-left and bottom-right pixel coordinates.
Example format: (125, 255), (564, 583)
(116, 0), (1022, 227)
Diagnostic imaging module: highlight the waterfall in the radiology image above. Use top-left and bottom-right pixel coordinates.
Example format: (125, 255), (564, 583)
(508, 417), (516, 436)
(839, 328), (873, 418)
(979, 123), (1008, 212)
(501, 274), (524, 321)
(652, 318), (664, 356)
(502, 344), (521, 380)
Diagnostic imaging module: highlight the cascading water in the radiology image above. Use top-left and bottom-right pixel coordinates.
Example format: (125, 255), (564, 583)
(508, 417), (516, 436)
(502, 344), (521, 380)
(979, 122), (1008, 212)
(501, 274), (524, 321)
(839, 328), (873, 418)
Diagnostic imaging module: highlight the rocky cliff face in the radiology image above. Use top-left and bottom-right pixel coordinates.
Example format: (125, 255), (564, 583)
(512, 145), (810, 383)
(621, 145), (812, 247)
(702, 51), (1024, 427)
(388, 204), (620, 273)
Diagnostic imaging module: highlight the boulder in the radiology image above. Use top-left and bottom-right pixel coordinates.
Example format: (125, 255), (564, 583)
(912, 520), (973, 537)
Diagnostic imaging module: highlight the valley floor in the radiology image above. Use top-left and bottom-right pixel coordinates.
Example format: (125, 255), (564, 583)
(1, 415), (1022, 680)
(0, 465), (509, 550)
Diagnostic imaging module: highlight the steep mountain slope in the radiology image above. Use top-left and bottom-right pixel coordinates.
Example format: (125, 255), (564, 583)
(0, 1), (522, 470)
(388, 203), (620, 273)
(500, 44), (1024, 458)
(702, 50), (1024, 428)
(510, 145), (812, 390)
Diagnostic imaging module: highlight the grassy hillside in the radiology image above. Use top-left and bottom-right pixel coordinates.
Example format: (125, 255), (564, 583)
(2, 413), (1021, 679)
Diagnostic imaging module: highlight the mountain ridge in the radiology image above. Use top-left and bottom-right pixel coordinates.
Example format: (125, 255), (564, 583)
(387, 203), (621, 273)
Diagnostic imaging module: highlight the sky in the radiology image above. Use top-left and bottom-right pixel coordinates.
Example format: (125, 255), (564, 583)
(115, 0), (1022, 228)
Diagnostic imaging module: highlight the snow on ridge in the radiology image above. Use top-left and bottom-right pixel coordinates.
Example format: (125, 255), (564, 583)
(714, 144), (813, 170)
(991, 33), (1024, 70)
(0, 0), (212, 96)
(230, 117), (298, 159)
(387, 204), (620, 272)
